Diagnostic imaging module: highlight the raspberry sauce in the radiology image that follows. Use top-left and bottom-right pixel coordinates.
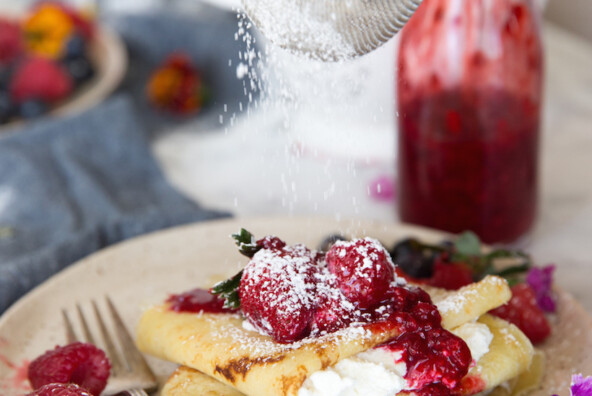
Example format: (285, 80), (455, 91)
(167, 288), (236, 314)
(380, 286), (473, 394)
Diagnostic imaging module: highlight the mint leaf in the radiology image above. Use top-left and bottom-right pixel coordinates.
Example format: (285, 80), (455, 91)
(211, 270), (243, 309)
(454, 231), (481, 256)
(232, 228), (259, 258)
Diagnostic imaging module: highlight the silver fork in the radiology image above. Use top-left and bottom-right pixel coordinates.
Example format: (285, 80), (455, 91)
(62, 297), (158, 396)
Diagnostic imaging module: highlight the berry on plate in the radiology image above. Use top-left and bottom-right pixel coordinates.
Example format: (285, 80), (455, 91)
(489, 283), (551, 344)
(27, 342), (110, 396)
(326, 238), (395, 309)
(239, 244), (319, 343)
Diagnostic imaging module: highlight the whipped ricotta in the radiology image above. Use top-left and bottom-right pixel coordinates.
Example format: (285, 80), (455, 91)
(298, 322), (493, 396)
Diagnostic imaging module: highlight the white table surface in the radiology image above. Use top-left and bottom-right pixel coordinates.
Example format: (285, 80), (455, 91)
(154, 22), (592, 313)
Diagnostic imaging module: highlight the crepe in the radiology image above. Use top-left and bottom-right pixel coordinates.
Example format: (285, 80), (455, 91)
(161, 313), (534, 396)
(136, 276), (532, 396)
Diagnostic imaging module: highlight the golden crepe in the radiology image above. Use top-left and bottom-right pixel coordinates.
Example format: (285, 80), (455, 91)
(136, 275), (536, 396)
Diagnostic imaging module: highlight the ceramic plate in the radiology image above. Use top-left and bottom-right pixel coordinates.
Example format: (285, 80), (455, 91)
(0, 217), (590, 395)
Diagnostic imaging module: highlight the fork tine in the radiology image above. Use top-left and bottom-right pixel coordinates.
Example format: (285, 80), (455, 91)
(62, 310), (78, 344)
(77, 304), (95, 344)
(105, 297), (157, 383)
(92, 300), (126, 374)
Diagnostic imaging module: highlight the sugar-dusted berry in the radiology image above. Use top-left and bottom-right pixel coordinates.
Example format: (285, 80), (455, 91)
(326, 238), (395, 309)
(239, 245), (319, 343)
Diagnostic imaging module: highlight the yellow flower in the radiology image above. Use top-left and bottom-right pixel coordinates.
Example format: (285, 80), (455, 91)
(23, 3), (74, 59)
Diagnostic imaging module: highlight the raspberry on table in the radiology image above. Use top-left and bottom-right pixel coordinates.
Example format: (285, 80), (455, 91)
(239, 244), (319, 343)
(326, 238), (396, 309)
(27, 383), (93, 396)
(28, 342), (110, 396)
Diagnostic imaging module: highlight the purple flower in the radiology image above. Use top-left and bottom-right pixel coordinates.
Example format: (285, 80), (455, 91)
(570, 374), (592, 396)
(368, 175), (396, 202)
(526, 264), (556, 313)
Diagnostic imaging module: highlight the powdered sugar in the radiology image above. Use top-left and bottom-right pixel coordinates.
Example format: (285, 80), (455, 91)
(242, 0), (356, 61)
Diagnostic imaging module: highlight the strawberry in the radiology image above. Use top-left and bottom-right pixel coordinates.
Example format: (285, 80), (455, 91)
(489, 283), (551, 344)
(28, 342), (110, 396)
(239, 245), (319, 343)
(27, 383), (92, 396)
(326, 238), (395, 309)
(426, 259), (474, 290)
(10, 57), (72, 104)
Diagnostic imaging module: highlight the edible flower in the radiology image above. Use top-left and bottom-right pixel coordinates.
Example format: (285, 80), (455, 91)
(146, 53), (208, 115)
(23, 3), (74, 58)
(368, 175), (396, 202)
(553, 374), (592, 396)
(525, 264), (556, 313)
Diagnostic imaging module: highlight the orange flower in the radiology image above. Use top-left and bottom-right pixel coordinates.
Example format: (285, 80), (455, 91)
(146, 53), (206, 115)
(23, 3), (74, 58)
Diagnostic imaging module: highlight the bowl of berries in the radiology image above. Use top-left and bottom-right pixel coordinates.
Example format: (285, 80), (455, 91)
(0, 1), (126, 129)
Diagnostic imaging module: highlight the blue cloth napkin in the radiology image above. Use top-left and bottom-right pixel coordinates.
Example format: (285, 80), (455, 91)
(0, 96), (230, 313)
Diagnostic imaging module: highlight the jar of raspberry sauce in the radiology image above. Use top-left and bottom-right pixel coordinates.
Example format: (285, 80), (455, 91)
(396, 0), (543, 243)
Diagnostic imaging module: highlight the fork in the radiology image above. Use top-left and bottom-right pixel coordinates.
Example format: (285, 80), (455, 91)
(62, 297), (158, 396)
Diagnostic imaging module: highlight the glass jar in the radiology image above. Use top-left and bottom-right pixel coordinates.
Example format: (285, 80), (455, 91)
(396, 0), (543, 243)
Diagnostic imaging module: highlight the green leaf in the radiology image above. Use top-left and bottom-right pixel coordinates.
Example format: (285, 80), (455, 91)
(232, 228), (259, 258)
(454, 231), (482, 256)
(211, 270), (243, 310)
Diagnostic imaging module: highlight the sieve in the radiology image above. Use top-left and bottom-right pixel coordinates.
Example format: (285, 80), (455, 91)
(241, 0), (423, 61)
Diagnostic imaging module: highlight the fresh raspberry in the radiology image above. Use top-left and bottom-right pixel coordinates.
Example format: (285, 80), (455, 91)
(326, 238), (395, 309)
(311, 276), (361, 335)
(427, 259), (474, 290)
(256, 236), (286, 251)
(27, 383), (92, 396)
(28, 342), (110, 396)
(0, 18), (22, 65)
(489, 283), (551, 344)
(10, 57), (72, 104)
(239, 245), (319, 343)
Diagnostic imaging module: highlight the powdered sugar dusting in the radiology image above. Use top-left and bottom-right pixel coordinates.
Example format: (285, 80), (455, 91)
(243, 0), (356, 61)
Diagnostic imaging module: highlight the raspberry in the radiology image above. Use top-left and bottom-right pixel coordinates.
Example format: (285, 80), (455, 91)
(489, 283), (551, 344)
(311, 276), (360, 335)
(27, 383), (92, 396)
(239, 245), (319, 343)
(427, 259), (474, 290)
(10, 57), (72, 104)
(28, 342), (110, 396)
(256, 236), (286, 251)
(326, 238), (395, 309)
(0, 18), (22, 65)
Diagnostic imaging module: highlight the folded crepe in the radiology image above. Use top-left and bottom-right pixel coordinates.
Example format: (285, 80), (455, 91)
(136, 276), (535, 396)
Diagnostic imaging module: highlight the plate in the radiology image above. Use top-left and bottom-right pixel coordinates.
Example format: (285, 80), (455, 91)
(0, 217), (590, 395)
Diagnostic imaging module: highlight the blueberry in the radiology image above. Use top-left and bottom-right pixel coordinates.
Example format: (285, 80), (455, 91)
(0, 91), (14, 124)
(389, 238), (439, 278)
(0, 66), (13, 90)
(318, 233), (348, 252)
(63, 34), (87, 60)
(18, 99), (48, 119)
(62, 56), (95, 85)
